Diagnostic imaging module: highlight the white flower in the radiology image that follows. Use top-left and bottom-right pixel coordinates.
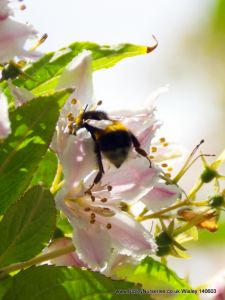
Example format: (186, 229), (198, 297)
(0, 0), (38, 63)
(52, 50), (181, 270)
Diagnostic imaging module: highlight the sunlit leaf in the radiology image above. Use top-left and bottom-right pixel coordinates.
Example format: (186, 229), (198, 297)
(2, 41), (155, 98)
(114, 257), (200, 300)
(0, 89), (72, 214)
(0, 186), (56, 267)
(3, 265), (150, 300)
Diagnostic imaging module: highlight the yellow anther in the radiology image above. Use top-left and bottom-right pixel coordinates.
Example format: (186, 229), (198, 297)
(167, 167), (173, 172)
(160, 137), (166, 143)
(151, 147), (157, 153)
(149, 155), (155, 159)
(161, 163), (168, 168)
(163, 142), (169, 147)
(71, 98), (77, 105)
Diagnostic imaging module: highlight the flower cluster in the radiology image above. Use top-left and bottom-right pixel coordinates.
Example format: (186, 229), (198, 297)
(52, 50), (181, 271)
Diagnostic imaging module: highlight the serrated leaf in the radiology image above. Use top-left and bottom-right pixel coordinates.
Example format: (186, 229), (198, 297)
(4, 41), (153, 97)
(0, 276), (12, 300)
(114, 257), (200, 300)
(0, 89), (71, 214)
(0, 186), (56, 267)
(30, 150), (58, 189)
(3, 265), (150, 300)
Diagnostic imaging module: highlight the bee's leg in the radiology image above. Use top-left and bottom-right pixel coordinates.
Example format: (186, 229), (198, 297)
(88, 144), (105, 191)
(82, 123), (105, 191)
(130, 133), (152, 168)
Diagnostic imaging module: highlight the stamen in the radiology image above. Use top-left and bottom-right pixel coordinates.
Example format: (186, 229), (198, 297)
(84, 207), (91, 212)
(163, 142), (169, 147)
(97, 100), (103, 106)
(90, 219), (95, 224)
(151, 147), (157, 153)
(159, 137), (166, 143)
(71, 98), (77, 105)
(107, 185), (112, 191)
(101, 198), (107, 203)
(167, 167), (173, 172)
(149, 155), (155, 159)
(91, 195), (95, 202)
(67, 112), (75, 121)
(106, 223), (112, 229)
(161, 163), (168, 168)
(90, 213), (96, 219)
(20, 4), (26, 10)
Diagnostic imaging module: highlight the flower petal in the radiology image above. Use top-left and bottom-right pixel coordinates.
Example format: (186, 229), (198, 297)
(57, 50), (94, 110)
(102, 212), (157, 258)
(0, 19), (37, 63)
(101, 157), (160, 202)
(46, 237), (87, 268)
(73, 222), (111, 270)
(58, 131), (97, 188)
(140, 183), (181, 211)
(0, 92), (11, 138)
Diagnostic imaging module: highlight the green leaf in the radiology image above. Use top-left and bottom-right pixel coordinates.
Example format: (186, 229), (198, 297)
(56, 213), (73, 236)
(30, 150), (58, 189)
(0, 276), (12, 300)
(114, 257), (200, 300)
(5, 41), (152, 97)
(3, 265), (150, 300)
(0, 89), (72, 214)
(0, 186), (56, 267)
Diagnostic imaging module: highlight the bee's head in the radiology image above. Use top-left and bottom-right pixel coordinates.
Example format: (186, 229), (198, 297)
(103, 147), (130, 168)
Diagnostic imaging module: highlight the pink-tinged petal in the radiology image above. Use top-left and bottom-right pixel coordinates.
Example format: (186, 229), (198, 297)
(150, 142), (184, 163)
(0, 0), (13, 20)
(46, 237), (87, 268)
(73, 222), (111, 270)
(57, 50), (94, 116)
(140, 183), (181, 211)
(101, 158), (160, 202)
(0, 92), (11, 138)
(0, 19), (37, 63)
(8, 79), (34, 107)
(59, 131), (97, 188)
(99, 212), (156, 257)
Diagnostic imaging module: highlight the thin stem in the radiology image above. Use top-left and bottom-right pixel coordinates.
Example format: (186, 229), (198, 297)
(0, 244), (75, 277)
(50, 162), (63, 194)
(188, 181), (203, 200)
(136, 199), (189, 221)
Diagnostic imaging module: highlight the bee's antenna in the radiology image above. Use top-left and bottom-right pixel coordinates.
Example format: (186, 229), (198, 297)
(83, 104), (88, 113)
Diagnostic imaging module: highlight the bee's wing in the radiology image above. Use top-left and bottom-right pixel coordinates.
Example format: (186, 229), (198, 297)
(86, 119), (113, 130)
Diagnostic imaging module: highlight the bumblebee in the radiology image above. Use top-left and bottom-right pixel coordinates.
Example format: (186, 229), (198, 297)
(74, 109), (151, 189)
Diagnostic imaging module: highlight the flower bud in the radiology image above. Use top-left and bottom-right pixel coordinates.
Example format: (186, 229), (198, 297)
(156, 231), (173, 257)
(209, 195), (225, 208)
(200, 167), (218, 183)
